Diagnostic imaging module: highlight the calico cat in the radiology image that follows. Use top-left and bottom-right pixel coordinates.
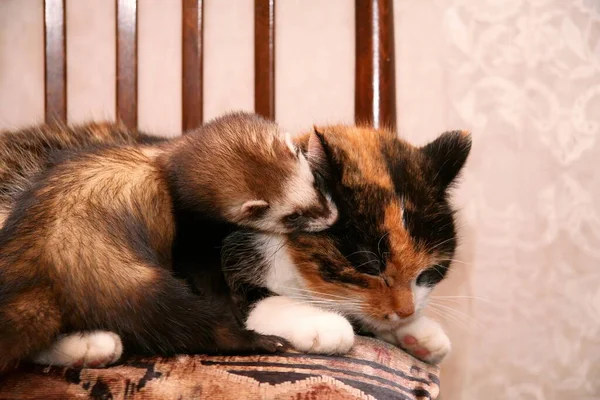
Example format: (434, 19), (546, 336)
(0, 112), (337, 371)
(222, 125), (471, 364)
(43, 123), (471, 367)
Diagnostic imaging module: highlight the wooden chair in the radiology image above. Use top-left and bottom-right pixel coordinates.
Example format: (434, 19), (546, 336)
(43, 0), (396, 131)
(1, 2), (441, 399)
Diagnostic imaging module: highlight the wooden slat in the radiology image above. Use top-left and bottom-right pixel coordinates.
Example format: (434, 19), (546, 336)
(355, 0), (397, 130)
(254, 0), (276, 120)
(44, 0), (67, 124)
(182, 0), (204, 132)
(116, 0), (138, 128)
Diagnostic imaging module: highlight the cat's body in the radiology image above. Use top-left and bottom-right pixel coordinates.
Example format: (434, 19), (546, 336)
(0, 112), (337, 371)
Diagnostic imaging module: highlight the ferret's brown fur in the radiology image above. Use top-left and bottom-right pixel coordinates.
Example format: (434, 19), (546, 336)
(0, 121), (163, 225)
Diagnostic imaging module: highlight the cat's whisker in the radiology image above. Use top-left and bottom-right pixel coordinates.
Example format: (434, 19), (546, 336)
(427, 304), (470, 329)
(274, 298), (363, 313)
(265, 240), (287, 263)
(284, 291), (364, 304)
(285, 297), (364, 311)
(430, 298), (478, 308)
(279, 286), (364, 302)
(290, 299), (364, 308)
(377, 232), (390, 259)
(290, 299), (363, 308)
(436, 258), (472, 267)
(426, 305), (456, 323)
(430, 295), (496, 304)
(428, 238), (456, 252)
(427, 306), (470, 331)
(433, 263), (467, 277)
(342, 250), (380, 259)
(354, 259), (382, 270)
(427, 301), (485, 329)
(430, 265), (447, 280)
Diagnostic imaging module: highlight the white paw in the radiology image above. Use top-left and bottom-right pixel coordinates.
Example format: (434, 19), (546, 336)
(246, 296), (355, 354)
(33, 331), (123, 368)
(378, 316), (451, 365)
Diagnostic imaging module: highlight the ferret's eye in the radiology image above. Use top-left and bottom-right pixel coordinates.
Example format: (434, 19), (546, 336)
(285, 212), (302, 222)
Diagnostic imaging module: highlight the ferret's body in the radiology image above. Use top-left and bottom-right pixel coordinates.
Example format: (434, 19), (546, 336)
(0, 122), (164, 225)
(0, 112), (336, 371)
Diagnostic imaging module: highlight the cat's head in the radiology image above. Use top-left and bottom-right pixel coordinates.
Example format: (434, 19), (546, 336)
(265, 125), (470, 331)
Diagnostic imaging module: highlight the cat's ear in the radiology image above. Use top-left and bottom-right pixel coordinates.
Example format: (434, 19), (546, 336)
(306, 127), (327, 166)
(421, 130), (472, 189)
(240, 200), (270, 218)
(305, 127), (332, 178)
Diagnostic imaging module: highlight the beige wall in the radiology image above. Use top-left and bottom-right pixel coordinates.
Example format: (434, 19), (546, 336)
(1, 1), (600, 399)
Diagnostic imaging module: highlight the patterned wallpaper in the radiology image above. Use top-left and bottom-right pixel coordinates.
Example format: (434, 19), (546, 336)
(395, 0), (600, 398)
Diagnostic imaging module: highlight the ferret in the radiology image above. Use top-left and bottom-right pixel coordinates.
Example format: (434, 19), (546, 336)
(0, 112), (337, 371)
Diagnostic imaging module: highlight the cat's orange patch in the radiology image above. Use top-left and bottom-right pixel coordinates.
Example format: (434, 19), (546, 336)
(318, 125), (394, 190)
(383, 201), (430, 279)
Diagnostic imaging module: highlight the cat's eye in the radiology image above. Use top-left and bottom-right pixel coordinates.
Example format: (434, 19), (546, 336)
(416, 265), (447, 287)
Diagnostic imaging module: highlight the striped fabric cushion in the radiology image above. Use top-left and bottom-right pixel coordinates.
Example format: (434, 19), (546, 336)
(0, 337), (440, 399)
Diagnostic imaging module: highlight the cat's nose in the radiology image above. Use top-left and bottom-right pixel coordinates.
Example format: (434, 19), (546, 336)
(393, 309), (414, 319)
(386, 309), (414, 322)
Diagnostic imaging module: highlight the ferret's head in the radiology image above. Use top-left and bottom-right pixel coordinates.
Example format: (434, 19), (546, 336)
(172, 112), (338, 233)
(235, 129), (338, 234)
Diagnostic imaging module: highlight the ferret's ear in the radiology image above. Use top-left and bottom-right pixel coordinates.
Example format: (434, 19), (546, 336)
(306, 128), (327, 167)
(240, 199), (270, 219)
(284, 132), (299, 157)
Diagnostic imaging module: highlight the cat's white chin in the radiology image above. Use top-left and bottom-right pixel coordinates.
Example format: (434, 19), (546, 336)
(356, 313), (418, 333)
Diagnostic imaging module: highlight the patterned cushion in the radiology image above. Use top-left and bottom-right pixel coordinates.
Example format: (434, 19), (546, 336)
(0, 337), (439, 399)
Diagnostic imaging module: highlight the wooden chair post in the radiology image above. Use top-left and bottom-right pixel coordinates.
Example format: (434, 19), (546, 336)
(44, 0), (67, 124)
(182, 0), (204, 132)
(254, 0), (276, 120)
(355, 0), (397, 130)
(116, 0), (138, 129)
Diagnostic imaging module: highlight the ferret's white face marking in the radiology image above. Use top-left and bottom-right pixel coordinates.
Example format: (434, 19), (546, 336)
(258, 151), (338, 233)
(284, 132), (297, 155)
(230, 131), (338, 234)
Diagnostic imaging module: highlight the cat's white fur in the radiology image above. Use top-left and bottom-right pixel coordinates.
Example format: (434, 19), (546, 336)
(33, 331), (122, 368)
(246, 295), (354, 354)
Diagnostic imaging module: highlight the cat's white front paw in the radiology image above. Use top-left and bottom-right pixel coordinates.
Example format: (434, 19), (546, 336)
(377, 316), (451, 365)
(246, 295), (355, 354)
(33, 331), (123, 368)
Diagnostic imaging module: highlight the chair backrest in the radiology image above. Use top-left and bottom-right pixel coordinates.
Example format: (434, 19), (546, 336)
(42, 0), (396, 131)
